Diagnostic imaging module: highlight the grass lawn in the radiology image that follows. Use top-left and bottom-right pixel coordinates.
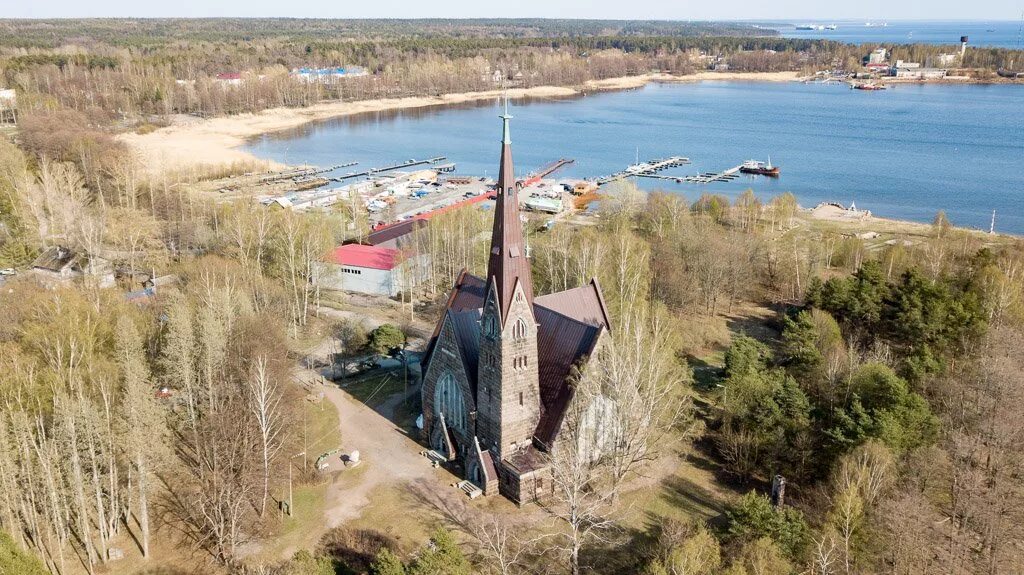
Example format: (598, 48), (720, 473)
(346, 483), (446, 555)
(338, 369), (409, 407)
(300, 393), (344, 464)
(249, 394), (344, 562)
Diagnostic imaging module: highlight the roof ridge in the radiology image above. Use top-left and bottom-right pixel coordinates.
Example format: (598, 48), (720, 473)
(533, 300), (603, 331)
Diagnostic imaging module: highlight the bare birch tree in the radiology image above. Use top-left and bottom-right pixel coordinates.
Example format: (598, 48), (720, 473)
(115, 314), (166, 559)
(247, 355), (284, 517)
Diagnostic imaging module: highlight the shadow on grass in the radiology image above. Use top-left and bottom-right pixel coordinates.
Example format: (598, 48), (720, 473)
(687, 354), (724, 393)
(724, 303), (785, 347)
(581, 524), (654, 575)
(657, 473), (730, 530)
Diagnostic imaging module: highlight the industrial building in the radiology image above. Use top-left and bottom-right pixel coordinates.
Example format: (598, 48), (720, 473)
(893, 60), (948, 79)
(291, 67), (368, 83)
(322, 244), (407, 297)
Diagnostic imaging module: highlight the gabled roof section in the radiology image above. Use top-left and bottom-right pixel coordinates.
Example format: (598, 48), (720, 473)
(534, 278), (611, 330)
(422, 270), (486, 378)
(330, 244), (399, 270)
(448, 308), (482, 398)
(364, 218), (427, 248)
(532, 303), (604, 448)
(449, 272), (486, 313)
(31, 246), (81, 272)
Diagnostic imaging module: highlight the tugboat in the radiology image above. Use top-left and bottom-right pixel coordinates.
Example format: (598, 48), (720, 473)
(739, 158), (780, 177)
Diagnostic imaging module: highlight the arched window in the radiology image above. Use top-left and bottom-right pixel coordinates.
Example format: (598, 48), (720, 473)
(512, 318), (528, 340)
(434, 372), (467, 433)
(482, 314), (498, 339)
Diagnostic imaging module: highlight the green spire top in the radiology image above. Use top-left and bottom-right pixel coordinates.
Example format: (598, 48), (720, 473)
(500, 93), (512, 145)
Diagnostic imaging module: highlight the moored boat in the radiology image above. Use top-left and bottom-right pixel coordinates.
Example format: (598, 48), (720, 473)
(739, 158), (780, 177)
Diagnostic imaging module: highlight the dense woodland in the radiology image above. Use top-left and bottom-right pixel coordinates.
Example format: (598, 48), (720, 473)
(1, 103), (1023, 573)
(0, 17), (1023, 575)
(1, 18), (1021, 126)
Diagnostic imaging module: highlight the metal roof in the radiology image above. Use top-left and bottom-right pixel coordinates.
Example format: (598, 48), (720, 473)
(449, 308), (482, 397)
(534, 279), (611, 330)
(532, 303), (604, 447)
(329, 244), (399, 270)
(366, 219), (426, 247)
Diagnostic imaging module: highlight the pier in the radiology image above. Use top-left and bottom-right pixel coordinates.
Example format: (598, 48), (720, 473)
(638, 170), (740, 184)
(328, 156), (448, 182)
(260, 162), (357, 183)
(521, 158), (575, 187)
(595, 156), (691, 186)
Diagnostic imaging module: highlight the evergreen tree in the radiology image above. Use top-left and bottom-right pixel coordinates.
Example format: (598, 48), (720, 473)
(408, 529), (470, 575)
(370, 548), (407, 575)
(726, 492), (809, 561)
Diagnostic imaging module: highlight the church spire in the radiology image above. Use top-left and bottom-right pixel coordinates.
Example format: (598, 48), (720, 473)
(486, 96), (534, 324)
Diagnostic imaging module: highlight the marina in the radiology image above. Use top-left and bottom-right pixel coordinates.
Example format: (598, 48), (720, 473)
(259, 162), (357, 183)
(327, 156), (449, 182)
(595, 156), (691, 185)
(244, 82), (1024, 234)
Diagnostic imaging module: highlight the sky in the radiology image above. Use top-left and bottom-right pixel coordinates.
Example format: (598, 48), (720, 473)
(4, 0), (1020, 21)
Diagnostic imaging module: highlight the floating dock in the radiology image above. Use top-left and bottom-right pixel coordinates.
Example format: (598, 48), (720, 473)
(260, 162), (357, 184)
(328, 157), (448, 182)
(640, 164), (744, 184)
(595, 157), (691, 186)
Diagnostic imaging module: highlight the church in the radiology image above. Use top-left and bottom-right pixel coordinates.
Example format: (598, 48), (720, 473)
(420, 102), (611, 504)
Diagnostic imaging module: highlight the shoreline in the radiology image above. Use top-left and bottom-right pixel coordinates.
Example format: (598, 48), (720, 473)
(121, 69), (1019, 177)
(120, 71), (800, 175)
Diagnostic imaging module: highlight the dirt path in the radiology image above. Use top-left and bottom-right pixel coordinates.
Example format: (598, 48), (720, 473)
(317, 380), (442, 527)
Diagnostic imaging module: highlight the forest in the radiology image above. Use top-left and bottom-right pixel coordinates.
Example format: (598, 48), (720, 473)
(0, 98), (1023, 573)
(2, 18), (1021, 127)
(0, 16), (1022, 575)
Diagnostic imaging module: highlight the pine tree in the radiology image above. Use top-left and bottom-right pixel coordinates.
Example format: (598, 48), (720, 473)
(370, 548), (407, 575)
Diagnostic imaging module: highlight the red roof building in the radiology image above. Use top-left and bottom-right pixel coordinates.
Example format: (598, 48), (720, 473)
(321, 244), (414, 297)
(329, 244), (400, 270)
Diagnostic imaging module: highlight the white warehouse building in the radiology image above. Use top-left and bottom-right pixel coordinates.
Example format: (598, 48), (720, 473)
(322, 244), (409, 297)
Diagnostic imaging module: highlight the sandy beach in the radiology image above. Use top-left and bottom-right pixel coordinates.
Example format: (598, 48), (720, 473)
(120, 72), (800, 175)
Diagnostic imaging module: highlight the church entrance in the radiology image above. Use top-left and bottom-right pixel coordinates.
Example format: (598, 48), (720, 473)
(467, 459), (483, 487)
(430, 423), (462, 462)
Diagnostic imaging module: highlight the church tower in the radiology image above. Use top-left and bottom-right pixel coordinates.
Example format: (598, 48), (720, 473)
(476, 98), (541, 461)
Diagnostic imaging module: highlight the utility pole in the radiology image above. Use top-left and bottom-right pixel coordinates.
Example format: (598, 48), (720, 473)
(286, 451), (306, 517)
(990, 210), (996, 235)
